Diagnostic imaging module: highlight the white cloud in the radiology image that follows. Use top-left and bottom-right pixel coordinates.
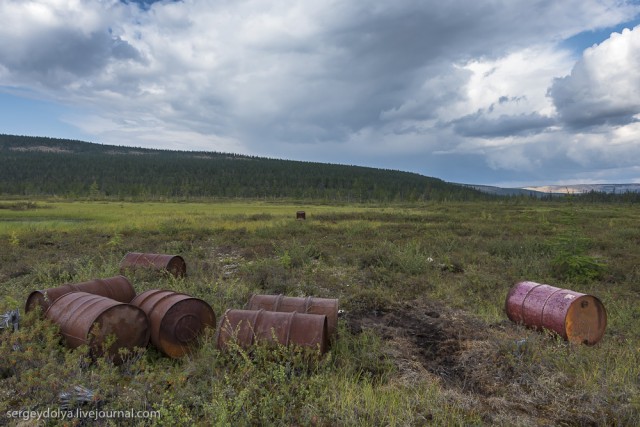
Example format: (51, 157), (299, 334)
(550, 25), (640, 128)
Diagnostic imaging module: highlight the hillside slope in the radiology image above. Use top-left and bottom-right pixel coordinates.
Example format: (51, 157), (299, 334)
(0, 134), (489, 201)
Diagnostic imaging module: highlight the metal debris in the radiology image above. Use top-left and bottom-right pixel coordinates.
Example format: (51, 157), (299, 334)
(0, 308), (19, 332)
(59, 385), (100, 410)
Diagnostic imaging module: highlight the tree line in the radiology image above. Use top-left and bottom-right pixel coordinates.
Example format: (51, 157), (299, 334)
(0, 134), (493, 202)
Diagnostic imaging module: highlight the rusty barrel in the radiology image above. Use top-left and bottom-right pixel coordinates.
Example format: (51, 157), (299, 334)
(25, 275), (136, 313)
(45, 292), (149, 363)
(131, 289), (216, 358)
(119, 252), (186, 277)
(217, 309), (329, 354)
(246, 294), (339, 338)
(505, 281), (607, 345)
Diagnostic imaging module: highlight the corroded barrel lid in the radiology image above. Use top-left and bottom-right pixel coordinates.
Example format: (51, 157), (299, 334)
(131, 289), (216, 358)
(45, 292), (149, 363)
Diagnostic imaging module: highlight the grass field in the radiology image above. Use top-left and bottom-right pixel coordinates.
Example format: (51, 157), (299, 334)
(0, 199), (639, 426)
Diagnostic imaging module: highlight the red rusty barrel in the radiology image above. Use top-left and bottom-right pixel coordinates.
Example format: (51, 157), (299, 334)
(45, 292), (149, 363)
(245, 294), (339, 338)
(217, 309), (329, 354)
(25, 275), (136, 313)
(119, 252), (186, 277)
(131, 289), (216, 358)
(505, 281), (607, 345)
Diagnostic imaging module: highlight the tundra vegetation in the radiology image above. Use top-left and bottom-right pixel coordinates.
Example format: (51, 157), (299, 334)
(0, 199), (638, 426)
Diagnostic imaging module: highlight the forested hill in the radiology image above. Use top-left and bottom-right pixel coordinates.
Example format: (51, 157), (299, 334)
(0, 134), (490, 202)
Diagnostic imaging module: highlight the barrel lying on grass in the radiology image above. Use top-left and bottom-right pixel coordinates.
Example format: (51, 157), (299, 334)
(119, 252), (186, 278)
(25, 275), (136, 313)
(131, 289), (216, 358)
(245, 294), (339, 338)
(217, 309), (329, 354)
(45, 292), (150, 363)
(505, 281), (607, 345)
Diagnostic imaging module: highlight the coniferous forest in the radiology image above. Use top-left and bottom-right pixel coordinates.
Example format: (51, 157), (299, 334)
(0, 134), (490, 202)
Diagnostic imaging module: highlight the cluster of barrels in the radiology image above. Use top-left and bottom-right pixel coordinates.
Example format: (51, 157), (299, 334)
(24, 252), (339, 363)
(25, 276), (215, 362)
(24, 249), (606, 362)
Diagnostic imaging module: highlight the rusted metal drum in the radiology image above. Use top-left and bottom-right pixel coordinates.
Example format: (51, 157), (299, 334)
(245, 294), (339, 338)
(119, 252), (186, 277)
(217, 309), (329, 354)
(131, 289), (216, 358)
(25, 275), (136, 313)
(296, 211), (306, 220)
(45, 292), (149, 362)
(505, 281), (607, 345)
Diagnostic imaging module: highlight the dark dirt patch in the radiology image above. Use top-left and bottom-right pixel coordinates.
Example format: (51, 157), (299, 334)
(346, 298), (491, 391)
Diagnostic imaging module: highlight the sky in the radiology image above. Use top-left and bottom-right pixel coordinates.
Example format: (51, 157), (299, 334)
(1, 0), (640, 187)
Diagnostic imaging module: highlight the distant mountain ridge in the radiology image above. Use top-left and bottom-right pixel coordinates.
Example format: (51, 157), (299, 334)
(523, 184), (640, 194)
(466, 183), (640, 197)
(0, 134), (490, 201)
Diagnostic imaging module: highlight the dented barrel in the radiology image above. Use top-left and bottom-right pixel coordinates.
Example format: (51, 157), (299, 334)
(25, 275), (136, 313)
(217, 309), (329, 354)
(505, 281), (607, 345)
(45, 292), (149, 363)
(119, 252), (186, 277)
(131, 289), (216, 358)
(246, 294), (339, 338)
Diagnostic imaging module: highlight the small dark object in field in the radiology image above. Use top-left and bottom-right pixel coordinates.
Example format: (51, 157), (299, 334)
(439, 262), (464, 273)
(119, 252), (187, 277)
(296, 211), (306, 220)
(505, 281), (607, 345)
(0, 308), (19, 332)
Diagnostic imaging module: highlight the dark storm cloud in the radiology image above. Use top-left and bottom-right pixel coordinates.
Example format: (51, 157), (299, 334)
(550, 74), (640, 129)
(451, 111), (556, 138)
(0, 29), (141, 87)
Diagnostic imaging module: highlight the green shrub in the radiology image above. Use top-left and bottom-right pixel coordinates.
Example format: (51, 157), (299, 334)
(551, 253), (605, 283)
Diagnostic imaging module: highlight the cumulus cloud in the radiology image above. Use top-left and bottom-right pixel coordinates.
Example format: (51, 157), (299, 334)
(549, 26), (640, 129)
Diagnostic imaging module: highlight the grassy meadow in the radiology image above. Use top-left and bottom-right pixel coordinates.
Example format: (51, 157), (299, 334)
(0, 199), (639, 426)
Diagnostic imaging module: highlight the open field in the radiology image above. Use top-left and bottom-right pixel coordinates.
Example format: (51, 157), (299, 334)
(1, 199), (639, 426)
